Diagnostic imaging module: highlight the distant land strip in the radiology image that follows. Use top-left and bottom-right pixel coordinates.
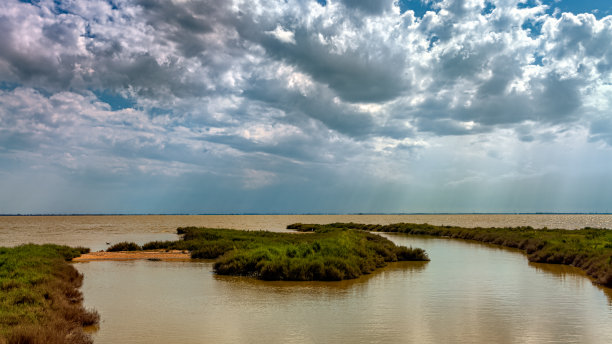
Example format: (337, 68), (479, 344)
(2, 212), (612, 216)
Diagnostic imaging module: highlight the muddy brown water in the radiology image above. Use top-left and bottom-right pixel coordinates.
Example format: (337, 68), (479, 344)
(2, 215), (612, 343)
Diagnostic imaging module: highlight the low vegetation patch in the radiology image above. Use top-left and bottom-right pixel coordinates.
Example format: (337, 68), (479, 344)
(143, 227), (429, 281)
(288, 222), (612, 288)
(106, 241), (141, 252)
(0, 244), (99, 344)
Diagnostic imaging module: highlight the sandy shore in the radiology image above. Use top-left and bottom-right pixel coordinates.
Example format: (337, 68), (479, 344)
(73, 250), (191, 261)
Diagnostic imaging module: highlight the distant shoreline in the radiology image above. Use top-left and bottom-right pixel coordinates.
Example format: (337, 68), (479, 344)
(2, 213), (612, 216)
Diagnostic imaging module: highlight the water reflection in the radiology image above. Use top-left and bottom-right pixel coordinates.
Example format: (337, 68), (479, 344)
(529, 262), (612, 306)
(76, 235), (612, 344)
(212, 260), (429, 291)
(78, 259), (434, 343)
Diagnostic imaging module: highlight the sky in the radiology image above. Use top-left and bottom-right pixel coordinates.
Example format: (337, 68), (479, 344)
(1, 0), (612, 214)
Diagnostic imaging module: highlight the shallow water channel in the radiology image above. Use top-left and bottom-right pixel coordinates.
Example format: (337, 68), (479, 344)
(75, 234), (612, 344)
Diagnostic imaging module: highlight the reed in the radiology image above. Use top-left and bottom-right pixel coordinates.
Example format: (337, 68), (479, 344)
(0, 244), (99, 344)
(288, 222), (612, 287)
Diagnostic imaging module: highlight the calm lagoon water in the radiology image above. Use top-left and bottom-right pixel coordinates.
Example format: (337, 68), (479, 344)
(2, 215), (612, 343)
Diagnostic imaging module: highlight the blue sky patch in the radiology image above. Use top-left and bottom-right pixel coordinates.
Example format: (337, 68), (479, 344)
(399, 0), (435, 17)
(93, 90), (136, 111)
(482, 1), (495, 15)
(545, 0), (612, 18)
(0, 82), (20, 92)
(521, 17), (544, 38)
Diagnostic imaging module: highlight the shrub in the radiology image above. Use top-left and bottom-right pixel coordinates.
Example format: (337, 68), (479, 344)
(141, 241), (174, 250)
(106, 242), (141, 252)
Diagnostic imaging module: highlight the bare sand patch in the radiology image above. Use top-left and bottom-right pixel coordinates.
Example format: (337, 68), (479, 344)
(73, 250), (191, 261)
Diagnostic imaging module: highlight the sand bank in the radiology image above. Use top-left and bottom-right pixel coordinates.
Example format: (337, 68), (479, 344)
(73, 250), (191, 261)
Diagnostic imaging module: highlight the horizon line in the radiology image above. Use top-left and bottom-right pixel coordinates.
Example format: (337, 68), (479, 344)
(2, 212), (612, 216)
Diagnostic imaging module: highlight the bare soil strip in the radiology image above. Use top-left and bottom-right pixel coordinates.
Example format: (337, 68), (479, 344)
(72, 250), (190, 261)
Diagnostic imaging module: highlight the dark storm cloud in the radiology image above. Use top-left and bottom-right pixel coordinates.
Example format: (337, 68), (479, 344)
(42, 21), (79, 47)
(92, 53), (207, 99)
(137, 0), (215, 34)
(0, 0), (227, 100)
(0, 130), (42, 151)
(409, 73), (584, 136)
(338, 0), (395, 15)
(233, 19), (408, 103)
(416, 118), (486, 136)
(0, 14), (79, 90)
(467, 73), (582, 126)
(135, 0), (218, 58)
(203, 131), (342, 164)
(242, 78), (376, 138)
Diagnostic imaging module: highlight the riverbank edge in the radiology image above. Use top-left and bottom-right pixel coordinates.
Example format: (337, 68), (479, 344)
(288, 222), (612, 288)
(0, 244), (99, 344)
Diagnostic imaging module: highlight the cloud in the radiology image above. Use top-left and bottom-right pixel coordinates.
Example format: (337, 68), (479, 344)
(338, 0), (395, 15)
(266, 25), (297, 44)
(589, 118), (612, 145)
(242, 169), (277, 189)
(2, 0), (612, 213)
(2, 0), (611, 135)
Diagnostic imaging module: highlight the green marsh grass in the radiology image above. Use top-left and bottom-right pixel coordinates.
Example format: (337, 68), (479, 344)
(143, 227), (429, 281)
(0, 244), (98, 344)
(288, 222), (612, 287)
(106, 241), (141, 252)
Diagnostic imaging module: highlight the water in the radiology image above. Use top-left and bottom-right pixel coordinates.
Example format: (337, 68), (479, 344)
(2, 214), (612, 251)
(2, 215), (612, 343)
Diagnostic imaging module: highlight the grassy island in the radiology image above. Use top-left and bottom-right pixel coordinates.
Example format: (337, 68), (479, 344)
(142, 227), (429, 281)
(288, 222), (612, 288)
(0, 244), (99, 344)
